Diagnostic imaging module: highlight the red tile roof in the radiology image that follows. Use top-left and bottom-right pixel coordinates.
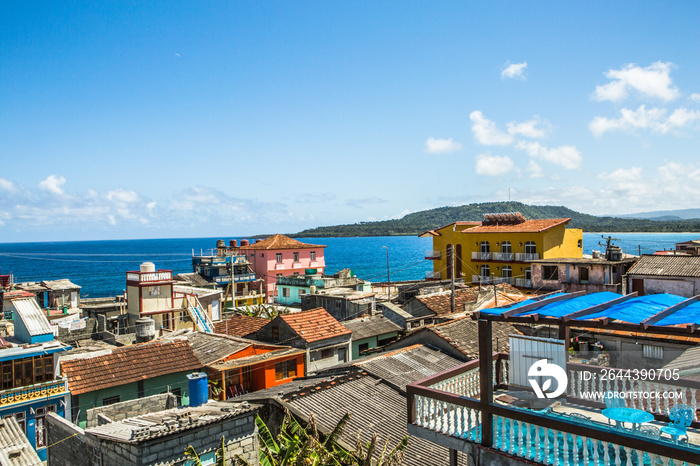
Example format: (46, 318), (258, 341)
(239, 234), (326, 250)
(61, 340), (201, 395)
(280, 308), (352, 343)
(461, 218), (571, 233)
(213, 315), (269, 338)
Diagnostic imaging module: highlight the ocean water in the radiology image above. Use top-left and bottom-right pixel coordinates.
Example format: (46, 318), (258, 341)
(0, 233), (698, 298)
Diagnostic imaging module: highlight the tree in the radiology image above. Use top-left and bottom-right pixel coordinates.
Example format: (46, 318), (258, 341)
(185, 435), (227, 465)
(235, 411), (407, 466)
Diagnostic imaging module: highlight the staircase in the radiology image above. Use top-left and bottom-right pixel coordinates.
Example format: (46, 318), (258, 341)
(185, 295), (213, 333)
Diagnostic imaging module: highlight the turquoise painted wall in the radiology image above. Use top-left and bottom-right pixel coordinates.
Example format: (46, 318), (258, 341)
(75, 371), (193, 427)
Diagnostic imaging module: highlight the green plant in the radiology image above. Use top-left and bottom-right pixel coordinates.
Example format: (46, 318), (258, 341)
(185, 435), (226, 466)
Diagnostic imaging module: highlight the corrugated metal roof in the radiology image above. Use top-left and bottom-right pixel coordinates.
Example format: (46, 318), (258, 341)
(0, 416), (42, 465)
(627, 254), (700, 278)
(12, 297), (51, 336)
(342, 315), (402, 340)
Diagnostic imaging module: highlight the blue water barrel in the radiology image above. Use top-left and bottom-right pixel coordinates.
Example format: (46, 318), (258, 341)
(187, 372), (208, 407)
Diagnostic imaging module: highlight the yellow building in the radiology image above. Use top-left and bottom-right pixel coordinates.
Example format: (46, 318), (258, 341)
(420, 213), (582, 288)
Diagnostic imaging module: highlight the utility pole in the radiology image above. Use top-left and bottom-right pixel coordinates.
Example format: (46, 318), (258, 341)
(382, 246), (390, 300)
(493, 283), (498, 306)
(448, 244), (455, 314)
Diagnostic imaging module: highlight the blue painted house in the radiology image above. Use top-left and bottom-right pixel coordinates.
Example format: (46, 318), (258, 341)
(1, 297), (72, 461)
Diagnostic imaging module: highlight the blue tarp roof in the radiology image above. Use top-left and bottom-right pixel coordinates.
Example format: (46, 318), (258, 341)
(657, 301), (700, 326)
(584, 293), (686, 323)
(481, 291), (700, 327)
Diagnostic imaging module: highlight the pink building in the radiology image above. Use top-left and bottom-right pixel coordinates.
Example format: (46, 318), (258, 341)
(236, 234), (326, 303)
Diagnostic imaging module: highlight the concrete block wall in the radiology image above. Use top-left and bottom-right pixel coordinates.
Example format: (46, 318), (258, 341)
(86, 393), (177, 428)
(47, 413), (98, 466)
(48, 410), (259, 465)
(54, 317), (99, 344)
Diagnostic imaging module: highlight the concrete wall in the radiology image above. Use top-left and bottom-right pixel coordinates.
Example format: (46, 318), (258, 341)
(629, 276), (699, 297)
(379, 303), (411, 329)
(74, 372), (193, 427)
(307, 336), (352, 374)
(54, 317), (99, 344)
(86, 393), (177, 428)
(48, 410), (260, 466)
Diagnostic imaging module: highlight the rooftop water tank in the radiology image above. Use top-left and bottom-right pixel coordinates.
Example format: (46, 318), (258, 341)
(240, 240), (250, 247)
(135, 317), (155, 343)
(187, 372), (208, 407)
(140, 262), (156, 273)
(230, 239), (238, 248)
(255, 239), (262, 243)
(216, 239), (226, 248)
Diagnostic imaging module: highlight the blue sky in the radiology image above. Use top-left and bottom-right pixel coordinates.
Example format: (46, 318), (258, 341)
(1, 1), (699, 242)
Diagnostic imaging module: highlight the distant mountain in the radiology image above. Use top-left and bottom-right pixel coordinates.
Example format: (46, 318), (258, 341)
(292, 201), (700, 237)
(615, 208), (700, 221)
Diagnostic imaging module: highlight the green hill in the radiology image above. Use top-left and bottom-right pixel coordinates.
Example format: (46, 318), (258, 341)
(292, 201), (700, 237)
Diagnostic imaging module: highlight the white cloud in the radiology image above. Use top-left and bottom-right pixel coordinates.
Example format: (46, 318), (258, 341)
(506, 118), (548, 138)
(689, 93), (700, 103)
(105, 189), (140, 204)
(515, 141), (582, 169)
(475, 153), (515, 176)
(527, 160), (544, 178)
(593, 62), (679, 102)
(424, 137), (463, 154)
(0, 178), (16, 193)
(38, 175), (66, 195)
(502, 62), (527, 80)
(589, 105), (700, 137)
(469, 111), (514, 146)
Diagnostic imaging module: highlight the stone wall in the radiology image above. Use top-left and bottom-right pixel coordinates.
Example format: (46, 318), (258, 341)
(86, 393), (177, 428)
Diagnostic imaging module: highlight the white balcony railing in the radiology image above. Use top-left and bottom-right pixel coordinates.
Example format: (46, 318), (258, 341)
(425, 271), (441, 280)
(492, 277), (514, 285)
(515, 252), (540, 261)
(515, 278), (532, 288)
(425, 250), (441, 259)
(492, 252), (514, 261)
(472, 275), (492, 284)
(472, 252), (491, 260)
(126, 271), (172, 283)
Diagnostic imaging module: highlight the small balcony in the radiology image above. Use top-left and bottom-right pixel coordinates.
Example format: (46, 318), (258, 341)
(426, 250), (441, 260)
(472, 252), (492, 261)
(515, 252), (540, 261)
(515, 278), (532, 288)
(492, 277), (514, 285)
(492, 252), (515, 261)
(408, 354), (700, 466)
(472, 275), (492, 284)
(0, 377), (67, 407)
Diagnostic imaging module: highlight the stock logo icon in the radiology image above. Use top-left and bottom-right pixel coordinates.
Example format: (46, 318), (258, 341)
(528, 359), (568, 399)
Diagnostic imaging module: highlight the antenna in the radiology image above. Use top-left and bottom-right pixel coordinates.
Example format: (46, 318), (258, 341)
(598, 235), (621, 250)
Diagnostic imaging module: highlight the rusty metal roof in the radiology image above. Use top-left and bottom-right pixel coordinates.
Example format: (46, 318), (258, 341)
(627, 254), (700, 277)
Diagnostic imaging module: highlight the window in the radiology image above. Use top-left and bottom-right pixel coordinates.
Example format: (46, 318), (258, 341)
(149, 286), (160, 296)
(501, 266), (512, 278)
(643, 345), (663, 360)
(480, 241), (490, 253)
(103, 395), (121, 406)
(480, 264), (490, 277)
(310, 251), (316, 261)
(577, 239), (583, 248)
(293, 252), (299, 262)
(321, 348), (334, 359)
(358, 342), (370, 353)
(338, 347), (347, 363)
(275, 359), (297, 381)
(525, 241), (537, 254)
(501, 241), (511, 253)
(579, 267), (590, 283)
(271, 326), (279, 340)
(542, 265), (558, 280)
(298, 290), (306, 296)
(282, 288), (290, 298)
(276, 253), (283, 263)
(525, 267), (532, 281)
